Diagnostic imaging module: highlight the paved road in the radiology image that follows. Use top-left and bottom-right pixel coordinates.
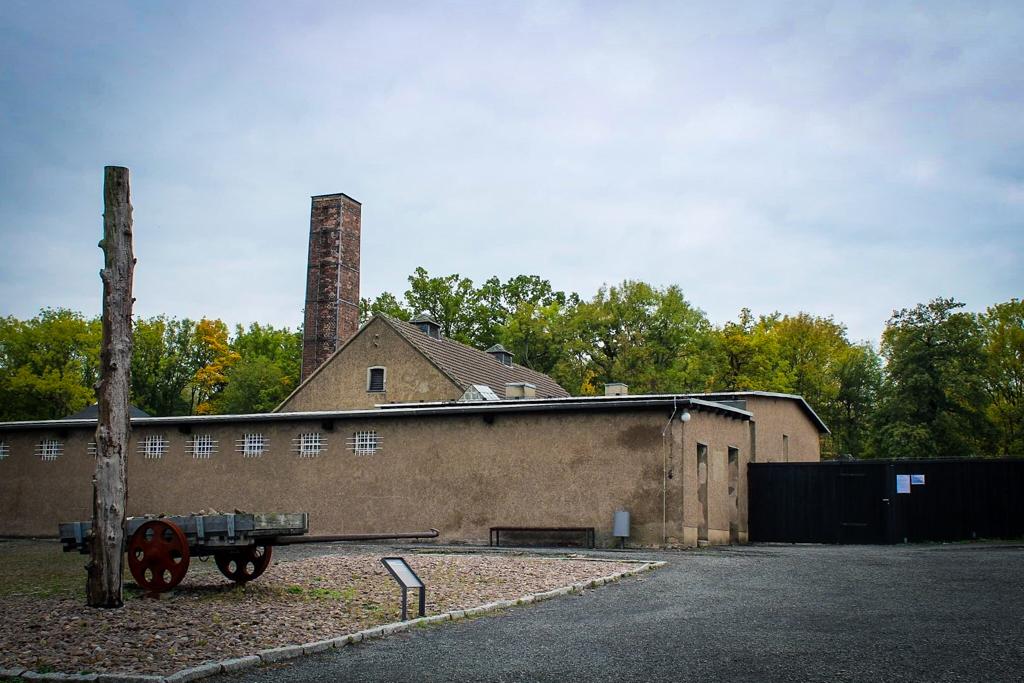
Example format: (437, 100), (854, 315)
(212, 543), (1024, 682)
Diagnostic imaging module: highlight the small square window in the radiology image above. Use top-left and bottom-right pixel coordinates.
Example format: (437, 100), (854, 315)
(349, 430), (380, 455)
(188, 434), (216, 459)
(367, 367), (386, 392)
(37, 438), (63, 461)
(237, 433), (267, 458)
(0, 441), (9, 460)
(139, 435), (168, 460)
(294, 432), (324, 458)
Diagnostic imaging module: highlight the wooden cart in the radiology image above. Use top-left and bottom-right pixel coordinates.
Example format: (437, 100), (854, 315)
(59, 513), (437, 593)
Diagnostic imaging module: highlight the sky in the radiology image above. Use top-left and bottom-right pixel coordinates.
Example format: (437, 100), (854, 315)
(1, 1), (1021, 345)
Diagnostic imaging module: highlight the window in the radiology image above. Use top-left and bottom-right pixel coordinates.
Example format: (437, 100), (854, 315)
(237, 433), (267, 458)
(139, 435), (168, 460)
(37, 439), (63, 462)
(188, 434), (217, 459)
(294, 432), (324, 458)
(782, 434), (789, 462)
(87, 442), (97, 457)
(367, 367), (386, 392)
(349, 430), (380, 455)
(0, 441), (9, 460)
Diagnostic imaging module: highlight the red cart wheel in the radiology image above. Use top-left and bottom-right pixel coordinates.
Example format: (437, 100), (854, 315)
(214, 544), (272, 584)
(127, 519), (190, 593)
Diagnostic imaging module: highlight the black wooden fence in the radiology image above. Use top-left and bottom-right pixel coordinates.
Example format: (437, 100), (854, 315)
(749, 459), (1024, 544)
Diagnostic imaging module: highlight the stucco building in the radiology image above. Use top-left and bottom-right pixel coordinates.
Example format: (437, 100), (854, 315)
(0, 191), (828, 547)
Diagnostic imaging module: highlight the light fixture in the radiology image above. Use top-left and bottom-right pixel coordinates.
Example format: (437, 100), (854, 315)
(680, 410), (691, 423)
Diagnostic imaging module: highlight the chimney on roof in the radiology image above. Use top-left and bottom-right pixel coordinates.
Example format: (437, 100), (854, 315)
(505, 382), (536, 400)
(301, 193), (361, 383)
(486, 343), (514, 367)
(410, 312), (441, 339)
(605, 383), (628, 396)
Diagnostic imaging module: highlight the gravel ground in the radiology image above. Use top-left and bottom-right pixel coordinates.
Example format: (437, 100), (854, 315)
(211, 543), (1024, 683)
(0, 542), (633, 676)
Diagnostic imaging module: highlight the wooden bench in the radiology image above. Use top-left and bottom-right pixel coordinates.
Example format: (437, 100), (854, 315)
(489, 526), (596, 549)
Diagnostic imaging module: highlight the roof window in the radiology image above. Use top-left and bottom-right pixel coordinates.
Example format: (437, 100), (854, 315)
(486, 344), (514, 367)
(410, 312), (441, 339)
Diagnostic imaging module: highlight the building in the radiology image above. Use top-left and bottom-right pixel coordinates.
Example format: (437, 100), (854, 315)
(278, 312), (570, 412)
(0, 191), (828, 547)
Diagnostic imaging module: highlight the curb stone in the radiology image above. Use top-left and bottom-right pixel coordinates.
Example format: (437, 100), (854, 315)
(301, 640), (335, 655)
(163, 662), (223, 683)
(11, 561), (665, 683)
(256, 644), (303, 663)
(217, 657), (259, 674)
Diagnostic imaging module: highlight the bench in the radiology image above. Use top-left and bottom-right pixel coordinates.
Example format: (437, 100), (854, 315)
(489, 526), (596, 549)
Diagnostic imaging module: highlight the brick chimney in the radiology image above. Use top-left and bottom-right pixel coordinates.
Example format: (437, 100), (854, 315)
(301, 193), (361, 382)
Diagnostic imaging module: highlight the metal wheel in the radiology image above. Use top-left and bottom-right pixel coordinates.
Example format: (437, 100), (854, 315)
(214, 544), (272, 584)
(127, 519), (190, 593)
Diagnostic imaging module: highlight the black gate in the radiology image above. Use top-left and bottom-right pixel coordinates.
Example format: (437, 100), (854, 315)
(749, 458), (1024, 544)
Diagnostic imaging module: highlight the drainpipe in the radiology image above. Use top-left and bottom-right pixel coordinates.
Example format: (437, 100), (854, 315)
(661, 398), (679, 547)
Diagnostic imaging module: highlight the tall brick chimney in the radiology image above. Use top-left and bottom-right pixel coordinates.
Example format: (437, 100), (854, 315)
(301, 193), (361, 382)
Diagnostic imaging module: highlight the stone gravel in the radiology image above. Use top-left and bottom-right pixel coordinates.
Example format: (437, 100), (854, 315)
(0, 547), (633, 676)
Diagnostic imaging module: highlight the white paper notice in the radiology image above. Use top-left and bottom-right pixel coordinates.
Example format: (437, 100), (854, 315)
(896, 474), (911, 494)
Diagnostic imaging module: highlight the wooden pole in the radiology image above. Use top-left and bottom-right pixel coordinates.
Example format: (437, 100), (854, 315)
(87, 166), (136, 608)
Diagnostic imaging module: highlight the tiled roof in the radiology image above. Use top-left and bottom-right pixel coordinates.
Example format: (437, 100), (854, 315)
(378, 315), (570, 399)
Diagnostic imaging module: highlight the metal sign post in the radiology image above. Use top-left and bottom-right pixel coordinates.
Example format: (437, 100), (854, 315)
(381, 557), (425, 621)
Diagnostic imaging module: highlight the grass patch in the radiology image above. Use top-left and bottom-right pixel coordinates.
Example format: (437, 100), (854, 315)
(0, 540), (86, 598)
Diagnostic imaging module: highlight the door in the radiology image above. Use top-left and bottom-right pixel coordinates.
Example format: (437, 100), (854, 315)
(837, 465), (889, 543)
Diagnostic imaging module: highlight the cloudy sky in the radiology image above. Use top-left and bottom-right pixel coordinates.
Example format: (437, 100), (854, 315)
(1, 1), (1021, 344)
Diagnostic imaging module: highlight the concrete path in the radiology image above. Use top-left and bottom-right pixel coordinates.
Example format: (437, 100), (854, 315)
(211, 543), (1024, 682)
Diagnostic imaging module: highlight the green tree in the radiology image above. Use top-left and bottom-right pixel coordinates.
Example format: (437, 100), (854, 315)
(562, 281), (715, 394)
(708, 309), (795, 393)
(876, 298), (990, 459)
(830, 343), (883, 458)
(208, 323), (302, 414)
(0, 309), (101, 420)
(980, 299), (1024, 456)
(130, 316), (200, 416)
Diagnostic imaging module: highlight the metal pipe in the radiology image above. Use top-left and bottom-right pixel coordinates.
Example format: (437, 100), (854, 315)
(272, 528), (439, 545)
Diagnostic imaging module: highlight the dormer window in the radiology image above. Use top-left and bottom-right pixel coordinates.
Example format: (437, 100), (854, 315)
(367, 366), (386, 392)
(410, 312), (441, 339)
(486, 344), (514, 367)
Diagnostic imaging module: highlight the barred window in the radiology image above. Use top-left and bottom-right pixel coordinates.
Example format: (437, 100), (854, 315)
(0, 441), (9, 460)
(188, 434), (217, 459)
(349, 430), (380, 455)
(139, 435), (168, 460)
(367, 367), (386, 392)
(37, 439), (63, 462)
(236, 433), (267, 458)
(294, 432), (325, 458)
(87, 442), (97, 457)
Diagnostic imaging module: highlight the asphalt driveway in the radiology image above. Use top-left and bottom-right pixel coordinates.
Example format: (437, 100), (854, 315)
(211, 543), (1024, 682)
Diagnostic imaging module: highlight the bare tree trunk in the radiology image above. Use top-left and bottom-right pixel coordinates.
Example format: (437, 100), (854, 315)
(87, 166), (136, 608)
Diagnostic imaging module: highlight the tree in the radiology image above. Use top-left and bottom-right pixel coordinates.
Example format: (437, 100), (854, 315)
(0, 309), (101, 421)
(980, 299), (1024, 456)
(189, 318), (240, 414)
(563, 281), (715, 394)
(830, 343), (883, 458)
(876, 298), (989, 459)
(208, 323), (302, 414)
(708, 309), (794, 393)
(130, 316), (199, 416)
(403, 267), (484, 345)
